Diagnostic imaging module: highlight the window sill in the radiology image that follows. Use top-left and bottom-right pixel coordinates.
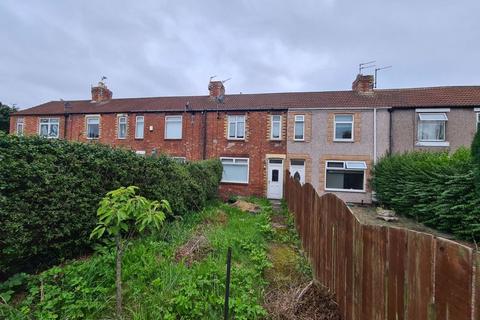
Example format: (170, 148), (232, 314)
(415, 141), (450, 147)
(293, 139), (305, 142)
(333, 139), (354, 143)
(227, 138), (246, 141)
(325, 188), (366, 193)
(164, 138), (183, 141)
(86, 138), (100, 140)
(221, 181), (249, 185)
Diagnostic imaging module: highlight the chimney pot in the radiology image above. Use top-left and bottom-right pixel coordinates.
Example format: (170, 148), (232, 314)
(352, 74), (374, 94)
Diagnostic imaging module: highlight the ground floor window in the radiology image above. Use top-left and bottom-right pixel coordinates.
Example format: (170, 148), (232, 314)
(325, 160), (366, 192)
(172, 157), (187, 163)
(39, 118), (59, 138)
(221, 157), (249, 183)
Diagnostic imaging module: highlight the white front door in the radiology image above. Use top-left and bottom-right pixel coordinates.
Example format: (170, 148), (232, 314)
(290, 159), (306, 184)
(267, 159), (284, 199)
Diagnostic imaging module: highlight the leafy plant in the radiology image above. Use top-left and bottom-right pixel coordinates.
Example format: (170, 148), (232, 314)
(371, 148), (480, 241)
(90, 186), (171, 317)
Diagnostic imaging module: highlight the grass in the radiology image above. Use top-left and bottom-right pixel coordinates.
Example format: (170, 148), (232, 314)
(0, 200), (278, 319)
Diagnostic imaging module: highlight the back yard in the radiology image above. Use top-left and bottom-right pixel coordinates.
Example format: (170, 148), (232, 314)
(0, 199), (339, 319)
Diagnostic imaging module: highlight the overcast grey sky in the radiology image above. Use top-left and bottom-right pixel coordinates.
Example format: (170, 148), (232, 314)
(1, 0), (479, 108)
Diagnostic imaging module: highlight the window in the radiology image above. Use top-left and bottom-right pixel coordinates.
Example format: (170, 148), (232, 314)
(228, 115), (245, 139)
(16, 118), (24, 136)
(477, 113), (480, 132)
(325, 161), (366, 192)
(117, 115), (127, 139)
(135, 150), (146, 156)
(294, 115), (304, 140)
(135, 116), (144, 139)
(334, 114), (354, 141)
(221, 157), (249, 183)
(86, 116), (100, 139)
(417, 113), (447, 142)
(271, 115), (282, 140)
(39, 118), (59, 138)
(172, 157), (187, 163)
(165, 116), (182, 139)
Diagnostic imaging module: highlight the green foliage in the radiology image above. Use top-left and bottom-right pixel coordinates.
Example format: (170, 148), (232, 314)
(471, 130), (480, 196)
(90, 186), (170, 239)
(0, 103), (17, 133)
(371, 148), (480, 241)
(0, 133), (223, 277)
(3, 202), (273, 319)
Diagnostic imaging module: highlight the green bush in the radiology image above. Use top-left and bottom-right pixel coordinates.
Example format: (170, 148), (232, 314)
(371, 147), (480, 241)
(0, 133), (222, 278)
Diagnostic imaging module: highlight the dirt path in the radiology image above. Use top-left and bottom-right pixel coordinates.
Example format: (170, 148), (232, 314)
(264, 200), (340, 320)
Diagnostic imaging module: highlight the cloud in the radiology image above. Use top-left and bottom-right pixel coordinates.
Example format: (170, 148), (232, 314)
(0, 0), (479, 108)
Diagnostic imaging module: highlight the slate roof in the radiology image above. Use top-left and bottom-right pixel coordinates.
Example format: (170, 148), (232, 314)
(14, 86), (480, 115)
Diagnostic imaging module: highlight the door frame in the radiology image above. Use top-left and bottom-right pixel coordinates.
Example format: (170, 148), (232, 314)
(267, 158), (284, 199)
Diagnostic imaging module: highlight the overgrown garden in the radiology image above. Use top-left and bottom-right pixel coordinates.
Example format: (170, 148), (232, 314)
(0, 133), (222, 278)
(372, 132), (480, 242)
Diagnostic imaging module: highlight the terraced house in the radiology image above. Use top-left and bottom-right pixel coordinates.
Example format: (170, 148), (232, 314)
(10, 76), (480, 202)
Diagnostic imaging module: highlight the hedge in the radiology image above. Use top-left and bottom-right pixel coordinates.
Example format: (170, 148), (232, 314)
(0, 133), (222, 277)
(371, 147), (480, 242)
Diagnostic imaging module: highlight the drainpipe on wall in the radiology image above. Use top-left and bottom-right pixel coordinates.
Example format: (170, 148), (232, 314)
(388, 108), (393, 155)
(373, 108), (377, 164)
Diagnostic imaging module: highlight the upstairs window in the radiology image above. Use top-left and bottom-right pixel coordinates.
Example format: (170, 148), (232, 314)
(135, 116), (144, 139)
(294, 115), (304, 141)
(86, 116), (100, 139)
(228, 115), (245, 139)
(325, 161), (367, 192)
(165, 116), (182, 139)
(334, 114), (354, 141)
(221, 157), (249, 183)
(39, 118), (59, 139)
(271, 115), (282, 140)
(117, 115), (127, 139)
(417, 113), (447, 142)
(16, 118), (24, 136)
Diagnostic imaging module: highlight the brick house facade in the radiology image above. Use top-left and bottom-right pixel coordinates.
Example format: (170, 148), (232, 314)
(10, 76), (480, 202)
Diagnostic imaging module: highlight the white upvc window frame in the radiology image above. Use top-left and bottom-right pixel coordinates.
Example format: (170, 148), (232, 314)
(293, 115), (305, 141)
(135, 150), (146, 156)
(85, 115), (100, 140)
(416, 112), (448, 146)
(324, 160), (367, 193)
(165, 115), (183, 139)
(16, 117), (25, 136)
(135, 115), (145, 139)
(227, 115), (246, 140)
(333, 114), (354, 142)
(476, 112), (480, 132)
(220, 157), (249, 184)
(270, 115), (282, 140)
(172, 156), (187, 163)
(38, 117), (60, 139)
(117, 115), (127, 139)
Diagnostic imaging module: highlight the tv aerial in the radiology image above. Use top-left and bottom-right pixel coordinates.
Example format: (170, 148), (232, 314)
(359, 60), (376, 74)
(374, 66), (392, 88)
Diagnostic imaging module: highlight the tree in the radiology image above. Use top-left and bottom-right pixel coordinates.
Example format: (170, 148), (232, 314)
(472, 130), (480, 195)
(0, 103), (17, 133)
(90, 186), (171, 317)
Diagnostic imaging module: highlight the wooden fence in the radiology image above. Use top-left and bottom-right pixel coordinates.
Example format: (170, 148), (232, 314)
(284, 174), (480, 320)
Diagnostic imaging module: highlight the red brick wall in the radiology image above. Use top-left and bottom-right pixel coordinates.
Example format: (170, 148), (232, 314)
(10, 110), (287, 198)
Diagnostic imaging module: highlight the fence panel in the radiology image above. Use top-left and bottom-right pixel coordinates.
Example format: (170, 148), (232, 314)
(283, 174), (478, 320)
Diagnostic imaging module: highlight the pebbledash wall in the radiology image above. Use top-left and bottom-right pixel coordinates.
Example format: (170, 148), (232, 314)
(286, 108), (390, 204)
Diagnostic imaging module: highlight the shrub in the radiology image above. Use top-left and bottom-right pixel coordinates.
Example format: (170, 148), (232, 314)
(371, 147), (480, 241)
(0, 133), (222, 277)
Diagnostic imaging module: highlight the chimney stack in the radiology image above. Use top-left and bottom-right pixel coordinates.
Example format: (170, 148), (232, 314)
(91, 80), (112, 102)
(208, 80), (225, 102)
(352, 74), (374, 94)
